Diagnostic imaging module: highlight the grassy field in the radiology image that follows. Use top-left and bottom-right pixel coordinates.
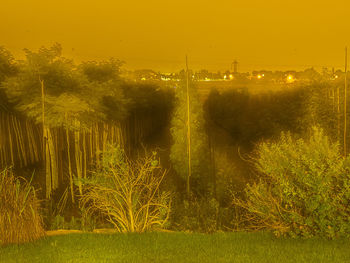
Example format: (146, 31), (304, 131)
(1, 232), (349, 263)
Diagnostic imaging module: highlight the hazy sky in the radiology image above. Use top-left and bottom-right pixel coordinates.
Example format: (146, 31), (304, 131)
(1, 0), (350, 72)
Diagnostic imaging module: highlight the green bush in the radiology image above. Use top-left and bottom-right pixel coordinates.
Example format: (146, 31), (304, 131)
(233, 127), (350, 238)
(78, 145), (171, 232)
(0, 168), (45, 246)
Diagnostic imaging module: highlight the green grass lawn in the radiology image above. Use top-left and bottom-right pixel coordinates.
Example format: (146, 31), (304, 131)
(1, 232), (349, 263)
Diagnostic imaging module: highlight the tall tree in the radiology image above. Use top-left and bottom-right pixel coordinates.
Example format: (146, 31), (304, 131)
(0, 46), (18, 112)
(1, 44), (95, 199)
(0, 46), (18, 84)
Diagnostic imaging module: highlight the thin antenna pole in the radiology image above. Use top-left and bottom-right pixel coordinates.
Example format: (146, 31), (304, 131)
(40, 77), (45, 154)
(40, 77), (50, 198)
(186, 55), (191, 197)
(344, 47), (348, 156)
(338, 83), (340, 141)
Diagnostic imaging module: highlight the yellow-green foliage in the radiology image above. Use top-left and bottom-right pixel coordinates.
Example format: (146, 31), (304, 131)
(79, 145), (171, 232)
(233, 127), (350, 238)
(170, 80), (212, 196)
(0, 168), (45, 246)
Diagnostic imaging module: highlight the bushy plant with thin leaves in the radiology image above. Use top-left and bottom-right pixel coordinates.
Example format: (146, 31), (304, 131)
(0, 168), (45, 246)
(78, 145), (171, 232)
(233, 127), (350, 238)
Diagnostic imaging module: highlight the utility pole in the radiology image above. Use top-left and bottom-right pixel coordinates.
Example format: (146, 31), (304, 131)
(338, 82), (341, 142)
(40, 77), (50, 198)
(332, 67), (335, 113)
(344, 47), (348, 156)
(186, 55), (192, 197)
(40, 77), (45, 154)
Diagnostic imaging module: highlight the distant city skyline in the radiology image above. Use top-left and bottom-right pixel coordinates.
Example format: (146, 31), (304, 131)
(1, 47), (346, 73)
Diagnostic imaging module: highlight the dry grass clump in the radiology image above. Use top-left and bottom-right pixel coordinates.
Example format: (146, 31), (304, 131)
(0, 168), (45, 246)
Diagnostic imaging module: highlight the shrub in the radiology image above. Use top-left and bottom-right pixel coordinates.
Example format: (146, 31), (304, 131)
(171, 194), (239, 233)
(232, 127), (350, 238)
(170, 195), (219, 233)
(78, 145), (171, 232)
(214, 151), (251, 204)
(49, 208), (97, 232)
(0, 168), (45, 246)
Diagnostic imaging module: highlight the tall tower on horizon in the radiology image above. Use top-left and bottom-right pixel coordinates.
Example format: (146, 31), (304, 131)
(232, 60), (238, 74)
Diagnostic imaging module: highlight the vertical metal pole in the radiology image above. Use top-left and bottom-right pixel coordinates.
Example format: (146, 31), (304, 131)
(344, 47), (348, 156)
(186, 55), (191, 197)
(40, 77), (50, 198)
(338, 85), (340, 141)
(40, 77), (45, 154)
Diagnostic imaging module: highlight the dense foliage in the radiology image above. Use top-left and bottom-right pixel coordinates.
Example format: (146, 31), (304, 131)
(1, 44), (127, 126)
(0, 46), (17, 112)
(0, 43), (173, 129)
(170, 80), (212, 196)
(0, 46), (18, 84)
(0, 44), (174, 203)
(233, 127), (350, 238)
(205, 87), (306, 146)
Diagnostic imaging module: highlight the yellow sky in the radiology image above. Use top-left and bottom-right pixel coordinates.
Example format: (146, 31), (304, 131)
(1, 0), (350, 72)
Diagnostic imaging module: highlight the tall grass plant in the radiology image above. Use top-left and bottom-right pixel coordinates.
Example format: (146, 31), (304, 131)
(0, 168), (45, 246)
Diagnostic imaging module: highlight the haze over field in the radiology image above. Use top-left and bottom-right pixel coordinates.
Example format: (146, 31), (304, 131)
(1, 0), (350, 72)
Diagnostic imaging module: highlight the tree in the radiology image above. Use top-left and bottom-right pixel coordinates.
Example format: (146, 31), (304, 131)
(0, 46), (18, 84)
(2, 43), (89, 124)
(79, 58), (123, 83)
(1, 44), (127, 200)
(0, 46), (18, 112)
(1, 44), (95, 199)
(0, 43), (172, 207)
